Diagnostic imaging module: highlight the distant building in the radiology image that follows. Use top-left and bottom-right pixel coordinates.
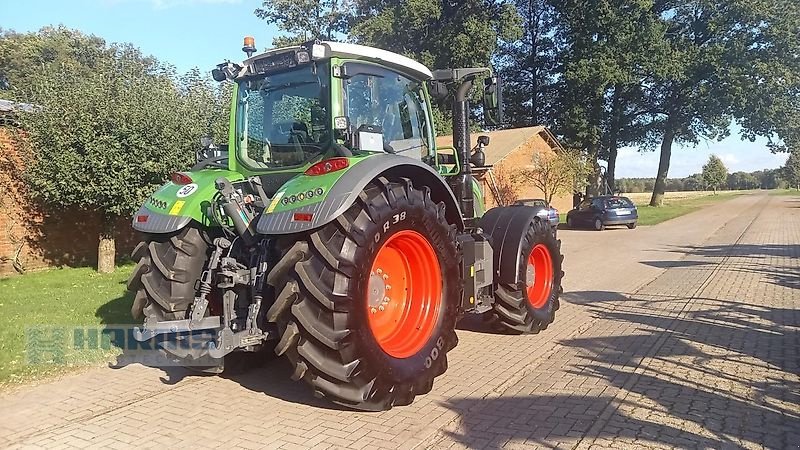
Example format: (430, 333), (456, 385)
(436, 126), (571, 212)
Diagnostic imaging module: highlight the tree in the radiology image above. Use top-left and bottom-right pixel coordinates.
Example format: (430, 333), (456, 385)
(486, 166), (519, 206)
(9, 28), (229, 273)
(495, 0), (558, 127)
(783, 151), (800, 190)
(727, 171), (758, 190)
(647, 0), (800, 206)
(254, 0), (351, 47)
(701, 154), (728, 193)
(351, 1), (521, 70)
(518, 148), (590, 204)
(547, 0), (667, 195)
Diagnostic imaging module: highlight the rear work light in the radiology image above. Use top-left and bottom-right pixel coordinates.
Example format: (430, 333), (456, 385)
(136, 215), (149, 223)
(304, 158), (349, 176)
(292, 212), (314, 222)
(171, 172), (193, 185)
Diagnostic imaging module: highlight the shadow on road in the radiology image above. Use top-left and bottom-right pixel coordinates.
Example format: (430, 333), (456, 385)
(438, 393), (710, 448)
(441, 280), (800, 447)
(639, 260), (711, 269)
(644, 243), (800, 290)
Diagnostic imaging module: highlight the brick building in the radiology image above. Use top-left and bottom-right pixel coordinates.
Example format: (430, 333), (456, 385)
(437, 126), (572, 212)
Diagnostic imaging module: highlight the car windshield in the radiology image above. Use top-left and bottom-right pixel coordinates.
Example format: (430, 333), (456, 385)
(605, 197), (634, 208)
(236, 63), (330, 169)
(519, 199), (548, 208)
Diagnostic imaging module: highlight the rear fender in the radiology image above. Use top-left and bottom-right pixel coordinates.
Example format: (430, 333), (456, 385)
(479, 205), (542, 284)
(256, 154), (463, 234)
(132, 169), (245, 234)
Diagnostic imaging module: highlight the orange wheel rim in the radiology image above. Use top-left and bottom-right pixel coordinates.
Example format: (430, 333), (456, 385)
(366, 230), (442, 358)
(526, 244), (554, 309)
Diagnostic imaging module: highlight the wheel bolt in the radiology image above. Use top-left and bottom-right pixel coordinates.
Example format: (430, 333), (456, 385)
(378, 305), (385, 311)
(376, 268), (383, 275)
(386, 285), (391, 290)
(370, 307), (377, 314)
(383, 296), (390, 304)
(383, 274), (389, 280)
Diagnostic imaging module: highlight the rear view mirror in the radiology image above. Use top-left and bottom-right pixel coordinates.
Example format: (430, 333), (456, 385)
(483, 76), (503, 126)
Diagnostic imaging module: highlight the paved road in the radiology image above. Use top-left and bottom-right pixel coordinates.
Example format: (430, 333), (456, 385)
(1, 193), (798, 449)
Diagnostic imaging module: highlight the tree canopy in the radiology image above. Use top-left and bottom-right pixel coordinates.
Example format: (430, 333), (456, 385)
(1, 27), (229, 272)
(701, 154), (728, 193)
(253, 0), (798, 201)
(783, 151), (800, 189)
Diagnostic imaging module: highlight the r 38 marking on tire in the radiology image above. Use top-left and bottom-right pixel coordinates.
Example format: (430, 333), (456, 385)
(375, 210), (407, 242)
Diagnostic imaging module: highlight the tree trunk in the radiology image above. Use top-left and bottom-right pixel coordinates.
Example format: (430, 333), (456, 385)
(97, 215), (116, 274)
(606, 84), (623, 193)
(650, 125), (676, 206)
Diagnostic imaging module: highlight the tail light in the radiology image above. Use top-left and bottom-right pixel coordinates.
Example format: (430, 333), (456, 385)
(171, 172), (193, 185)
(305, 158), (349, 176)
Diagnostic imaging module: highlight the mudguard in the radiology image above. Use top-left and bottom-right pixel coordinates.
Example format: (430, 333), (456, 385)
(256, 154), (464, 234)
(132, 169), (245, 234)
(479, 205), (542, 284)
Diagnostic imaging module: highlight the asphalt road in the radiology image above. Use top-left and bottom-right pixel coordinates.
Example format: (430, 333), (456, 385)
(0, 192), (798, 449)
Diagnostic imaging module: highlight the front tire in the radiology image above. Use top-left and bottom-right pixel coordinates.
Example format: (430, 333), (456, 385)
(491, 218), (563, 334)
(266, 177), (460, 410)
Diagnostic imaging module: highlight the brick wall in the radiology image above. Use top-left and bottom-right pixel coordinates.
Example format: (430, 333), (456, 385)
(478, 133), (572, 213)
(0, 128), (138, 275)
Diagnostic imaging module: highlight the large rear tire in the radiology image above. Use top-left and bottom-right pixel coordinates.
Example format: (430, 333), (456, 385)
(492, 218), (563, 334)
(266, 177), (460, 410)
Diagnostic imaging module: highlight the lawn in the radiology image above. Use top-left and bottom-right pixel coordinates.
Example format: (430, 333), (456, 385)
(0, 265), (135, 389)
(768, 189), (800, 196)
(632, 191), (743, 226)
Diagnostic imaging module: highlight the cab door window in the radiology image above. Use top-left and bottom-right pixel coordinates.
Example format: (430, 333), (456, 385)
(342, 63), (431, 160)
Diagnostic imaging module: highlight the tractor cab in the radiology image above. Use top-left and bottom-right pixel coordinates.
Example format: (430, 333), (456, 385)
(206, 39), (500, 198)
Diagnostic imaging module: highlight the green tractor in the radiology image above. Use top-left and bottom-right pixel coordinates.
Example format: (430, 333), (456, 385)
(128, 38), (563, 411)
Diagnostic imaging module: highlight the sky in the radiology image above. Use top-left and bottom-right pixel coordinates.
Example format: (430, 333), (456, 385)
(1, 0), (789, 178)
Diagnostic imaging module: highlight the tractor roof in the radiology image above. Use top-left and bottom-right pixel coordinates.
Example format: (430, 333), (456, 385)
(243, 41), (433, 81)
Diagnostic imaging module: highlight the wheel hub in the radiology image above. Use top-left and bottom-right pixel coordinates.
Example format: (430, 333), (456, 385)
(365, 230), (443, 358)
(368, 271), (390, 313)
(525, 244), (554, 309)
(526, 263), (536, 287)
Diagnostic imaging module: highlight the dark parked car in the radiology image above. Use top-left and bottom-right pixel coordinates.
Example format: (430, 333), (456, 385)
(566, 195), (638, 231)
(514, 198), (560, 232)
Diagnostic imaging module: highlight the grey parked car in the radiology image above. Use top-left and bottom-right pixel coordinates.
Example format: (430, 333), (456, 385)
(566, 195), (638, 230)
(514, 198), (560, 233)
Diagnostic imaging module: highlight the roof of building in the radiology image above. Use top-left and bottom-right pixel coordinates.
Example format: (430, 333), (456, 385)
(435, 126), (562, 165)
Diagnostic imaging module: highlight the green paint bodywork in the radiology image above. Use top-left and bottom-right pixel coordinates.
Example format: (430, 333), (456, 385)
(472, 178), (485, 217)
(145, 169), (245, 226)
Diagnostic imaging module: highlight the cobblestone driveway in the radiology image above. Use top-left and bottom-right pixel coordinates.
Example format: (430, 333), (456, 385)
(0, 193), (797, 449)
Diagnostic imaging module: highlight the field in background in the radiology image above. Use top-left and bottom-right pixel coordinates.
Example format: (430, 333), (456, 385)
(624, 190), (740, 204)
(630, 191), (743, 226)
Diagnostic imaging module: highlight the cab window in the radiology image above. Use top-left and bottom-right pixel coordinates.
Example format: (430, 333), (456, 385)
(342, 63), (432, 160)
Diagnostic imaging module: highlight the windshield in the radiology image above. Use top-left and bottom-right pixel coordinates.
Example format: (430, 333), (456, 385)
(236, 63), (330, 169)
(605, 197), (634, 208)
